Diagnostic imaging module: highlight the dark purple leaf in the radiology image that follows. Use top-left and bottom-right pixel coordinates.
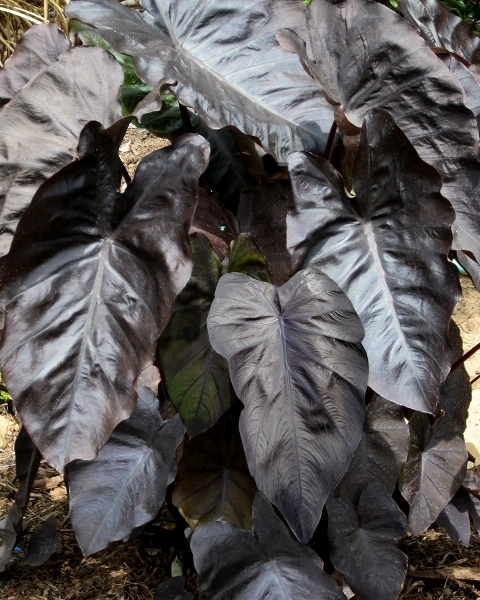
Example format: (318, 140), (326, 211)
(207, 268), (368, 543)
(65, 0), (334, 163)
(396, 0), (480, 64)
(327, 481), (409, 600)
(399, 413), (468, 535)
(172, 417), (256, 530)
(0, 505), (22, 572)
(278, 0), (480, 261)
(190, 191), (238, 261)
(67, 386), (185, 556)
(439, 320), (472, 431)
(456, 251), (480, 290)
(288, 108), (460, 413)
(0, 46), (123, 256)
(224, 234), (271, 283)
(237, 179), (291, 286)
(190, 494), (345, 600)
(154, 577), (193, 600)
(158, 233), (236, 437)
(24, 516), (61, 566)
(436, 490), (471, 546)
(335, 394), (410, 503)
(0, 23), (69, 108)
(0, 124), (209, 472)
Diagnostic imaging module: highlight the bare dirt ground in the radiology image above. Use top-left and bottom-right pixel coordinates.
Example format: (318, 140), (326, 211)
(1, 127), (480, 599)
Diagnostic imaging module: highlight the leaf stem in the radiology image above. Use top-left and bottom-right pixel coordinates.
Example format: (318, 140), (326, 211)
(179, 103), (195, 134)
(324, 121), (337, 163)
(450, 342), (480, 375)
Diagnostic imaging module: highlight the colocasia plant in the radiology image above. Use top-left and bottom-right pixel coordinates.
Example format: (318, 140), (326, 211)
(1, 0), (480, 597)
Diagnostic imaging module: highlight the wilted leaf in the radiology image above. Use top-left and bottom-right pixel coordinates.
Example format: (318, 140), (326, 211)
(399, 413), (468, 535)
(207, 269), (368, 543)
(154, 577), (193, 600)
(335, 394), (409, 502)
(0, 124), (209, 471)
(172, 417), (256, 530)
(396, 0), (480, 64)
(0, 46), (123, 256)
(67, 387), (185, 556)
(278, 0), (480, 261)
(436, 490), (471, 546)
(66, 0), (334, 163)
(327, 482), (409, 600)
(24, 516), (61, 566)
(0, 23), (69, 108)
(288, 108), (460, 413)
(190, 494), (345, 600)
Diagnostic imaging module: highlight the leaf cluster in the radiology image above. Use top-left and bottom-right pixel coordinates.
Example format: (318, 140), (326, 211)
(1, 0), (480, 598)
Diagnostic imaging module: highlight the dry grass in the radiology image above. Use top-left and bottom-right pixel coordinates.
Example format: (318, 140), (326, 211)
(0, 0), (68, 67)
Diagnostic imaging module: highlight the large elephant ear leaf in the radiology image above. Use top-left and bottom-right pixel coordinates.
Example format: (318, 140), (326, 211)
(396, 0), (480, 64)
(279, 0), (480, 261)
(327, 481), (410, 600)
(0, 124), (209, 472)
(335, 394), (410, 503)
(158, 233), (236, 437)
(66, 0), (334, 163)
(288, 108), (460, 414)
(67, 387), (185, 556)
(207, 268), (368, 543)
(0, 23), (69, 107)
(154, 577), (193, 600)
(0, 46), (123, 257)
(172, 416), (256, 530)
(399, 413), (468, 535)
(190, 494), (345, 600)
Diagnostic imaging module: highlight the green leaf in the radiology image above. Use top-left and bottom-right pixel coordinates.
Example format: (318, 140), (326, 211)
(223, 234), (271, 284)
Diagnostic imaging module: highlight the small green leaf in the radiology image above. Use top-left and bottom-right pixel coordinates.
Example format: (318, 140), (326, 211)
(171, 558), (183, 578)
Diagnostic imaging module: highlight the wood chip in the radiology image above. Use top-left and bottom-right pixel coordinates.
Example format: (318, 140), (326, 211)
(408, 567), (480, 582)
(33, 475), (63, 490)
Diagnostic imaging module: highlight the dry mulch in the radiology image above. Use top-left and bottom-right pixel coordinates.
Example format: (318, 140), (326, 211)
(1, 127), (480, 600)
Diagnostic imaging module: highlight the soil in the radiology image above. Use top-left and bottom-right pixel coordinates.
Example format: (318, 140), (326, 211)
(1, 126), (480, 599)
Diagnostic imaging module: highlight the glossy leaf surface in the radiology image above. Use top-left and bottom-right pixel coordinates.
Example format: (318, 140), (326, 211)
(0, 23), (69, 107)
(0, 124), (209, 471)
(399, 413), (468, 535)
(0, 46), (123, 256)
(68, 387), (185, 556)
(396, 0), (480, 63)
(279, 0), (480, 260)
(66, 0), (334, 163)
(190, 494), (345, 600)
(327, 482), (409, 600)
(335, 394), (410, 502)
(172, 418), (256, 529)
(208, 269), (368, 542)
(24, 516), (61, 566)
(288, 109), (460, 413)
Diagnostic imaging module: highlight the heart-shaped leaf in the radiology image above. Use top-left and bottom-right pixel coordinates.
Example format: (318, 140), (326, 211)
(154, 577), (193, 600)
(278, 0), (480, 261)
(396, 0), (480, 64)
(207, 268), (368, 543)
(24, 516), (61, 567)
(190, 494), (345, 600)
(0, 46), (123, 256)
(288, 108), (460, 413)
(65, 0), (334, 163)
(335, 394), (410, 503)
(172, 416), (256, 530)
(0, 23), (69, 108)
(0, 124), (209, 471)
(327, 481), (409, 600)
(399, 412), (468, 535)
(67, 386), (185, 556)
